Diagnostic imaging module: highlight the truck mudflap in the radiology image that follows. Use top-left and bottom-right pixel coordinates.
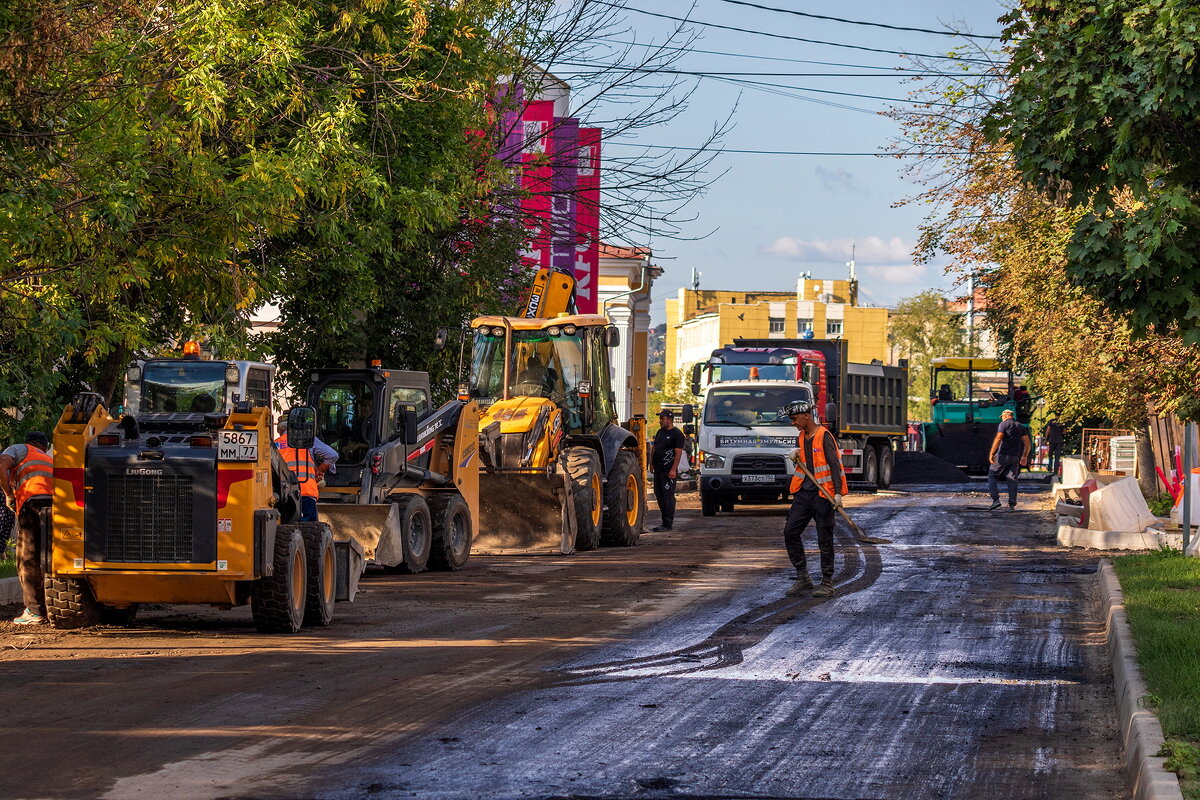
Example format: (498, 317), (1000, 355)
(473, 470), (575, 554)
(334, 537), (365, 601)
(317, 502), (405, 567)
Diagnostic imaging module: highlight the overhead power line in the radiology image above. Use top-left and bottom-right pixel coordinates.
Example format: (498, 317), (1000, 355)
(598, 39), (928, 70)
(556, 61), (949, 77)
(607, 142), (967, 156)
(597, 3), (993, 63)
(717, 0), (1002, 40)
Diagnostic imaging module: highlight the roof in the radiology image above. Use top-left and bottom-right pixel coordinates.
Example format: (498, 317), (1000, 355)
(599, 243), (651, 260)
(931, 357), (1007, 371)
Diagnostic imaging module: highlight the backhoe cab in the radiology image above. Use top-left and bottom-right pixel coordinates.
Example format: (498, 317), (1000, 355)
(466, 314), (646, 553)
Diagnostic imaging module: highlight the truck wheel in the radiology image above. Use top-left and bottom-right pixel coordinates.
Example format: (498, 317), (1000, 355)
(700, 490), (718, 516)
(251, 526), (306, 634)
(720, 501), (735, 512)
(44, 576), (99, 629)
(876, 444), (894, 489)
(97, 603), (139, 626)
(299, 522), (335, 627)
(862, 446), (879, 487)
(386, 495), (433, 574)
(428, 493), (472, 571)
(567, 447), (603, 551)
(601, 451), (643, 547)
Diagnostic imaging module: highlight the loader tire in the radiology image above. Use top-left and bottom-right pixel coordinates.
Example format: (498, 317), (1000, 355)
(567, 447), (603, 552)
(97, 603), (139, 626)
(600, 450), (643, 547)
(385, 495), (432, 574)
(428, 493), (472, 571)
(44, 576), (98, 629)
(251, 525), (306, 634)
(299, 522), (335, 627)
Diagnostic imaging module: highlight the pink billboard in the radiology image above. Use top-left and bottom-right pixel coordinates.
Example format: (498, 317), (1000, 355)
(519, 100), (555, 270)
(574, 128), (601, 315)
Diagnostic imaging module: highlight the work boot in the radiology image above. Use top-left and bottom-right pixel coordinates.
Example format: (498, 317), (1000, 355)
(987, 500), (1002, 511)
(812, 579), (835, 598)
(785, 574), (814, 596)
(1007, 505), (1017, 512)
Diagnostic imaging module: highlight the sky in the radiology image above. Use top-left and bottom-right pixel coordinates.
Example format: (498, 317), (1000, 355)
(551, 0), (1009, 324)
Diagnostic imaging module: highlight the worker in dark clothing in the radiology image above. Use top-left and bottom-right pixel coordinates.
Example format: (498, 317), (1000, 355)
(649, 409), (686, 532)
(987, 409), (1032, 511)
(782, 400), (847, 598)
(1044, 416), (1065, 477)
(0, 431), (53, 624)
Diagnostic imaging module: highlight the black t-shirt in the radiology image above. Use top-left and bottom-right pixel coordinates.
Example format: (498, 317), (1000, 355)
(1045, 421), (1065, 445)
(996, 418), (1028, 457)
(652, 427), (687, 473)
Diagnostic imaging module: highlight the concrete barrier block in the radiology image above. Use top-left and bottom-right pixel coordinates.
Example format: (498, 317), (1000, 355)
(1088, 477), (1157, 533)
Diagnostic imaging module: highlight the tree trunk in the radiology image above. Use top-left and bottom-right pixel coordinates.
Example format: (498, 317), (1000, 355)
(1136, 417), (1159, 497)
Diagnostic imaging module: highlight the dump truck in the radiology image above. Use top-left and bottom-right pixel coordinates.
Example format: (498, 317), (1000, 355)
(689, 340), (907, 515)
(305, 364), (479, 572)
(46, 345), (361, 633)
(922, 357), (1023, 474)
(465, 263), (648, 553)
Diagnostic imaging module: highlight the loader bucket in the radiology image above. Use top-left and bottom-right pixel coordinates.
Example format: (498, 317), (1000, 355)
(317, 503), (404, 568)
(474, 472), (575, 555)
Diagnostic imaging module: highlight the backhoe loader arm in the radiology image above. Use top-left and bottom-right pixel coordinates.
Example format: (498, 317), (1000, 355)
(523, 266), (577, 318)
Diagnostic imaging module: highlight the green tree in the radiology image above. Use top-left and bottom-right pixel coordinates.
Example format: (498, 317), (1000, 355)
(888, 290), (972, 421)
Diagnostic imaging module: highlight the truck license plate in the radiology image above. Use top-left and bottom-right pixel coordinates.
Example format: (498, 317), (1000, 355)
(742, 474), (774, 483)
(218, 430), (258, 462)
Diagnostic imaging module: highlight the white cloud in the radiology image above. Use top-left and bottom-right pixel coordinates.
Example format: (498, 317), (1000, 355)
(814, 166), (861, 194)
(863, 263), (929, 284)
(761, 235), (911, 264)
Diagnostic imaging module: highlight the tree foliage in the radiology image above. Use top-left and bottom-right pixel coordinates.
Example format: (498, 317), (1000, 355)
(888, 290), (972, 421)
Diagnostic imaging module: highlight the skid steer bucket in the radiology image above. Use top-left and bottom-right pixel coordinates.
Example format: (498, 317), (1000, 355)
(474, 472), (575, 554)
(317, 503), (404, 568)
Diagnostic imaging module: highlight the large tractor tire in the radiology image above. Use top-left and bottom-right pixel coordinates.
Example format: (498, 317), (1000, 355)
(97, 603), (139, 626)
(601, 450), (644, 547)
(385, 495), (432, 574)
(428, 493), (472, 571)
(44, 576), (99, 629)
(299, 522), (335, 627)
(876, 444), (894, 490)
(862, 446), (879, 488)
(251, 525), (306, 634)
(567, 447), (603, 551)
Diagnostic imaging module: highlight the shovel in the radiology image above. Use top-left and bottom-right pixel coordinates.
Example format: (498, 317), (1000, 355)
(793, 459), (892, 545)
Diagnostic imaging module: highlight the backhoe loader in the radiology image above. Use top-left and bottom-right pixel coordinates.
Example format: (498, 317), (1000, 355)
(467, 265), (647, 553)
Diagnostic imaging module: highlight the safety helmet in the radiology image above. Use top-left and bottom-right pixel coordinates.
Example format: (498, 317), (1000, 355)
(783, 400), (813, 417)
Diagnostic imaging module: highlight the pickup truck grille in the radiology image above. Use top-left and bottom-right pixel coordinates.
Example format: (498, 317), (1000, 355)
(731, 454), (789, 475)
(104, 474), (196, 563)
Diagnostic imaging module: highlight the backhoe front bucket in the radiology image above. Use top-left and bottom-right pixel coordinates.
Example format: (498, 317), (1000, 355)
(474, 472), (575, 554)
(317, 503), (404, 568)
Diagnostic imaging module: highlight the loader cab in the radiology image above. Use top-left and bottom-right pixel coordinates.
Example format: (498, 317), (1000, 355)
(124, 353), (275, 418)
(467, 315), (618, 436)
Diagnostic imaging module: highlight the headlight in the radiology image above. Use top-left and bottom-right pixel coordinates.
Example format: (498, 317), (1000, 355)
(562, 325), (577, 336)
(703, 453), (726, 469)
(491, 326), (506, 337)
(547, 326), (562, 336)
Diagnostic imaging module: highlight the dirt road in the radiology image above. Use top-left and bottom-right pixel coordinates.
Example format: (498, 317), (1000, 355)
(0, 487), (1125, 799)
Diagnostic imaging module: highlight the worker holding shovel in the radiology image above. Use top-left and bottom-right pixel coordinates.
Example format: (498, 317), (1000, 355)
(782, 400), (847, 598)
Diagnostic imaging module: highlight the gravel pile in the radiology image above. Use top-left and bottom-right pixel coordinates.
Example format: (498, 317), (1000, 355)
(893, 451), (973, 484)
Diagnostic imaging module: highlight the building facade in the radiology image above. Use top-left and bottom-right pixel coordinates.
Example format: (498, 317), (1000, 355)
(598, 244), (661, 421)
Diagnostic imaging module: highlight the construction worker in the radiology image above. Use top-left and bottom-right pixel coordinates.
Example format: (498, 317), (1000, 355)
(782, 400), (847, 598)
(0, 431), (53, 624)
(649, 409), (687, 532)
(274, 419), (337, 522)
(987, 409), (1032, 511)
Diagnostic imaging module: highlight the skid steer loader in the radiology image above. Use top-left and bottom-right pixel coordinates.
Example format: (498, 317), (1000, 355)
(306, 365), (479, 573)
(45, 345), (362, 633)
(467, 278), (648, 553)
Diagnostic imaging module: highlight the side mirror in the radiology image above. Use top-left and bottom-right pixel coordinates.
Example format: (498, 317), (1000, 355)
(824, 402), (837, 425)
(395, 402), (419, 445)
(434, 327), (449, 351)
(604, 326), (621, 348)
(690, 363), (702, 396)
(286, 406), (316, 450)
(683, 423), (696, 436)
(682, 403), (695, 424)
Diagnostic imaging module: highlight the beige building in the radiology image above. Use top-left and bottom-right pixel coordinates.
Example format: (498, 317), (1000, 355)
(598, 244), (660, 421)
(664, 278), (890, 380)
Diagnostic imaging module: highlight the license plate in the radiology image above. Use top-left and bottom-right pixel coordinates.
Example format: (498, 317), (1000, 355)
(741, 474), (774, 483)
(218, 430), (258, 462)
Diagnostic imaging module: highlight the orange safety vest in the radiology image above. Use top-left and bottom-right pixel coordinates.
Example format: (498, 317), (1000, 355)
(12, 445), (54, 513)
(788, 426), (848, 497)
(274, 435), (319, 498)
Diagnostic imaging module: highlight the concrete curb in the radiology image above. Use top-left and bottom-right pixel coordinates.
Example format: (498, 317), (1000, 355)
(1063, 527), (1182, 551)
(1098, 560), (1185, 800)
(0, 575), (20, 605)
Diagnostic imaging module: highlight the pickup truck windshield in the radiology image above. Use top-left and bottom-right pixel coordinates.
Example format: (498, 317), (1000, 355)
(140, 361), (226, 413)
(704, 386), (812, 427)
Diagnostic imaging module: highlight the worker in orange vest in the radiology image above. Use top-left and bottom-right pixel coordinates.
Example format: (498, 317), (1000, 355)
(0, 431), (54, 624)
(274, 419), (335, 522)
(782, 400), (847, 599)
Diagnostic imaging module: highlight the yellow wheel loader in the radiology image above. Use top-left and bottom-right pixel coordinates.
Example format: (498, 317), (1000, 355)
(304, 365), (480, 573)
(466, 307), (648, 553)
(46, 348), (362, 633)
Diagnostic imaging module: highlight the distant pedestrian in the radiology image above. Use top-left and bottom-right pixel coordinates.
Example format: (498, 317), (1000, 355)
(987, 410), (1032, 511)
(1044, 416), (1065, 476)
(649, 409), (686, 532)
(0, 431), (54, 624)
(783, 400), (846, 598)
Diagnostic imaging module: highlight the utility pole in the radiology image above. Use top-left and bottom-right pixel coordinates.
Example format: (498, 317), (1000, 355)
(691, 266), (700, 290)
(966, 274), (976, 354)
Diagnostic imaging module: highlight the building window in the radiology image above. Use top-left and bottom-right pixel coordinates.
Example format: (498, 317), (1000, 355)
(826, 320), (843, 337)
(797, 318), (814, 333)
(768, 317), (785, 334)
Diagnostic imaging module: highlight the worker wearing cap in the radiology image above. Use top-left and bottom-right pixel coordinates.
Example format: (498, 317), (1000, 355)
(275, 419), (338, 522)
(782, 400), (847, 598)
(987, 409), (1031, 511)
(649, 409), (687, 532)
(0, 431), (53, 624)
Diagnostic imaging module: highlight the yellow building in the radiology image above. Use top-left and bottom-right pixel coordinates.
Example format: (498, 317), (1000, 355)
(665, 278), (890, 379)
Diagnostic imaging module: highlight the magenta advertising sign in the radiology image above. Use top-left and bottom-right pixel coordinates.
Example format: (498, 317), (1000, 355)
(520, 100), (555, 270)
(574, 127), (601, 315)
(549, 117), (579, 310)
